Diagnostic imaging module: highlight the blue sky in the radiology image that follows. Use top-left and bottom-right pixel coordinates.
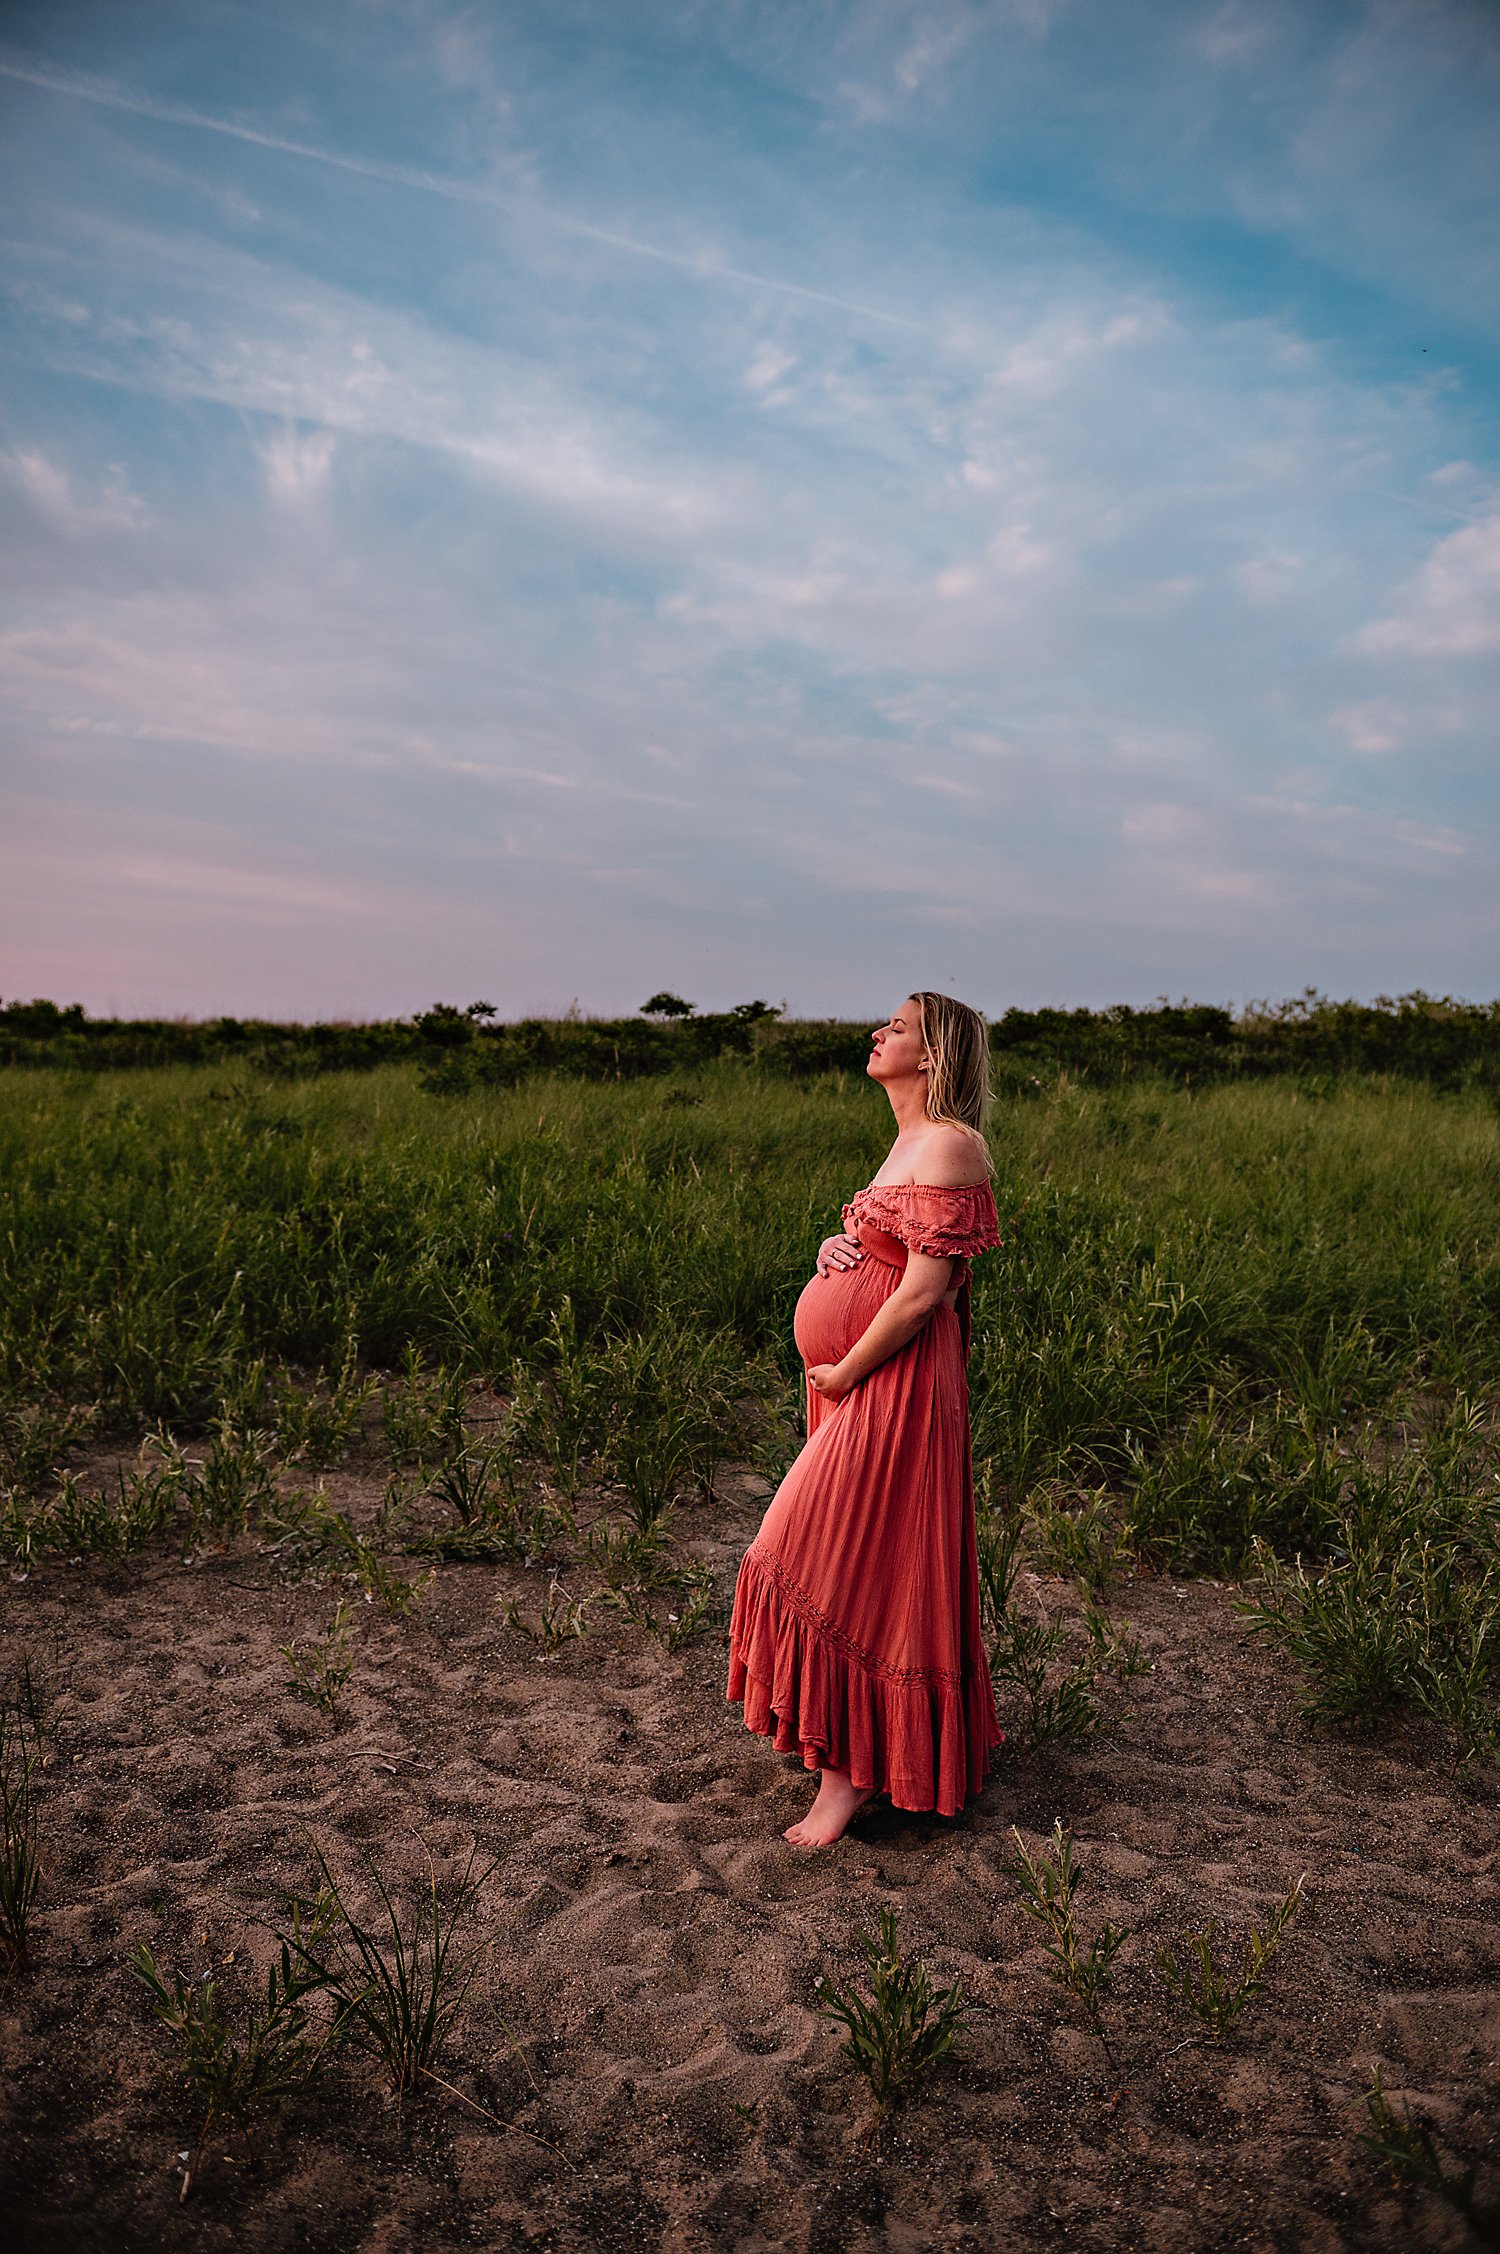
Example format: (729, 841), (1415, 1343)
(1, 0), (1496, 1020)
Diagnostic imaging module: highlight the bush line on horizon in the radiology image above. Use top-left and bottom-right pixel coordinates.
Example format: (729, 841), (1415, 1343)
(5, 988), (1500, 1093)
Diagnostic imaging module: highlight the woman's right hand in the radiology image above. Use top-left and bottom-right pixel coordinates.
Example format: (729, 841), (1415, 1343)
(815, 1231), (865, 1277)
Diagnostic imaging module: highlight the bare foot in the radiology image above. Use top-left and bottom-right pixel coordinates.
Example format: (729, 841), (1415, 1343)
(782, 1767), (875, 1849)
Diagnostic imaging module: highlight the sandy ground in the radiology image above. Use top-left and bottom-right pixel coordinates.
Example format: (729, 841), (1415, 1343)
(2, 1454), (1498, 2254)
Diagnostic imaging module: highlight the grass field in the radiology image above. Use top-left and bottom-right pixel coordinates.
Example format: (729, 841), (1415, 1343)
(2, 1063), (1498, 2248)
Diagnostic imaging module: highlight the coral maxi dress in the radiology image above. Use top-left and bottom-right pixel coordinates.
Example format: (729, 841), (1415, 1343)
(727, 1179), (1004, 1816)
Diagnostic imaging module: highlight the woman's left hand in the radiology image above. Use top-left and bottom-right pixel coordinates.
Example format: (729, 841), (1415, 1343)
(807, 1362), (854, 1400)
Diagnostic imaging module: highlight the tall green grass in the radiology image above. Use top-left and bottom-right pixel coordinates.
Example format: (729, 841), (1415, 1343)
(0, 1063), (849, 1423)
(4, 1065), (1495, 1424)
(2, 1063), (1498, 1745)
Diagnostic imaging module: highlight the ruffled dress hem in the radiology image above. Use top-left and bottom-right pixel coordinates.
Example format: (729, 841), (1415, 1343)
(727, 1542), (1003, 1817)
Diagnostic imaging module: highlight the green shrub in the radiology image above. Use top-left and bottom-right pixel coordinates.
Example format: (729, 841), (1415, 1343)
(280, 1599), (358, 1725)
(1238, 1529), (1500, 1762)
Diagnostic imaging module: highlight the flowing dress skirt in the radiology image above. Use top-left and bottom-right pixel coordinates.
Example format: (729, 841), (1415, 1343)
(727, 1246), (1003, 1815)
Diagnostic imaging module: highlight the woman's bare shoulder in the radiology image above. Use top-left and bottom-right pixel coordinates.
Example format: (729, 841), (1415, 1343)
(914, 1124), (991, 1187)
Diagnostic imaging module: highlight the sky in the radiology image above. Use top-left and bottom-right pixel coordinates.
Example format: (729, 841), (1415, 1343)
(1, 0), (1497, 1022)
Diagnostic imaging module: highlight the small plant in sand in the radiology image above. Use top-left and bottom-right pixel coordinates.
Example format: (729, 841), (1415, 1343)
(3, 1458), (181, 1564)
(413, 1449), (572, 1566)
(585, 1514), (676, 1590)
(504, 1581), (589, 1650)
(0, 1490), (38, 1573)
(503, 1303), (614, 1497)
(372, 1471), (417, 1547)
(1025, 1484), (1132, 1595)
(415, 1502), (567, 1566)
(268, 1341), (378, 1469)
(259, 1490), (430, 1614)
(1154, 1874), (1306, 2036)
(1238, 1527), (1500, 1763)
(512, 1319), (738, 1529)
(381, 1347), (472, 1472)
(1356, 2066), (1490, 2235)
(988, 1596), (1105, 1752)
(426, 1445), (507, 1526)
(165, 1416), (277, 1549)
(610, 1419), (692, 1537)
(293, 1843), (494, 2103)
(1081, 1595), (1151, 1678)
(132, 1895), (343, 2199)
(11, 1635), (70, 1752)
(0, 1395), (98, 1495)
(816, 1907), (972, 2125)
(0, 1640), (69, 1968)
(347, 1540), (431, 1618)
(750, 1373), (805, 1489)
(280, 1599), (357, 1725)
(656, 1578), (719, 1652)
(976, 1491), (1106, 1751)
(598, 1327), (740, 1517)
(257, 1486), (338, 1571)
(0, 1703), (43, 1971)
(1009, 1822), (1127, 2057)
(602, 1569), (717, 1650)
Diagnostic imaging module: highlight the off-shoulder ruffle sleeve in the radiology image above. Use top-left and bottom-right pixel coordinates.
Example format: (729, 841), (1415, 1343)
(842, 1181), (1000, 1261)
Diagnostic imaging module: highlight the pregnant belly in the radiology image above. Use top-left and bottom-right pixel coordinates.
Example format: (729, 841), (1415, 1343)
(792, 1258), (899, 1368)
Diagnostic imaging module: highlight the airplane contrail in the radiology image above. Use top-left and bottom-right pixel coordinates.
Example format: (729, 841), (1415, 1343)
(0, 53), (924, 331)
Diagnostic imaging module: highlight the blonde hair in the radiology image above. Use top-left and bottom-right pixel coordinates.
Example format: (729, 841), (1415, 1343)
(912, 990), (993, 1158)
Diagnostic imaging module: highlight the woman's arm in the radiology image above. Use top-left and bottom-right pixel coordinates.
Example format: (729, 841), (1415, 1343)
(807, 1249), (956, 1399)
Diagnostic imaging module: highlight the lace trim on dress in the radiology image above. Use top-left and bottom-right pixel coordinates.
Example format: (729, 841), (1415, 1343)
(841, 1181), (1000, 1262)
(747, 1542), (970, 1691)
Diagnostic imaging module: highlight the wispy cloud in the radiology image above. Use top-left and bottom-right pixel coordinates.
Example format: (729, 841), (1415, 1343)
(1356, 512), (1500, 658)
(0, 54), (499, 196)
(12, 213), (739, 536)
(257, 423), (336, 507)
(1, 446), (146, 535)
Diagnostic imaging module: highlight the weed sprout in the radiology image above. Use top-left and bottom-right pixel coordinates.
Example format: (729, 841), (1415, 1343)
(0, 1705), (42, 1971)
(1356, 2064), (1485, 2234)
(290, 1843), (495, 2103)
(381, 1347), (471, 1472)
(816, 1907), (972, 2123)
(413, 1448), (572, 1566)
(132, 1892), (343, 2198)
(1154, 1874), (1306, 2036)
(280, 1599), (357, 1725)
(504, 1582), (589, 1651)
(1009, 1822), (1127, 2058)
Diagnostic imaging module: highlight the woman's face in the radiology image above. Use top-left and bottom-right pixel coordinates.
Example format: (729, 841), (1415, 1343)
(867, 997), (926, 1085)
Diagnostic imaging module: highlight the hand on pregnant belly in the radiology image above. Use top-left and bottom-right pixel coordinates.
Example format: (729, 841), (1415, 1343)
(815, 1231), (865, 1276)
(807, 1362), (855, 1400)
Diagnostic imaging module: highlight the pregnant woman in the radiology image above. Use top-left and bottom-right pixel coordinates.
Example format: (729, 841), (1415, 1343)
(727, 990), (1004, 1848)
